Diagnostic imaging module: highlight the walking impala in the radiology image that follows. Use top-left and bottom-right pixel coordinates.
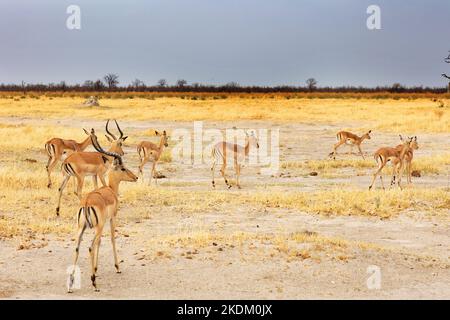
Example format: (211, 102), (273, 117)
(45, 132), (92, 188)
(211, 131), (259, 189)
(368, 136), (414, 190)
(328, 130), (372, 160)
(56, 120), (128, 216)
(391, 135), (419, 185)
(137, 130), (169, 185)
(67, 129), (138, 293)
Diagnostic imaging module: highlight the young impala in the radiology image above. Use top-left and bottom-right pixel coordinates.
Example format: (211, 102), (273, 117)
(329, 130), (372, 160)
(136, 130), (169, 185)
(45, 132), (92, 188)
(56, 120), (128, 216)
(391, 136), (419, 186)
(67, 129), (138, 293)
(211, 131), (259, 189)
(368, 136), (414, 190)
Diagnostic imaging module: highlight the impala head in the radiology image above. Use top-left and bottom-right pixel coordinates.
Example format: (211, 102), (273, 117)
(104, 119), (128, 156)
(90, 129), (138, 183)
(155, 130), (169, 147)
(245, 130), (259, 148)
(363, 130), (372, 140)
(400, 135), (418, 150)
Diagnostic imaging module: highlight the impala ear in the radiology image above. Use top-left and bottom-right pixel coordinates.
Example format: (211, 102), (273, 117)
(368, 130), (372, 133)
(399, 134), (404, 141)
(105, 134), (113, 143)
(414, 136), (417, 141)
(163, 130), (167, 135)
(83, 128), (89, 135)
(155, 130), (160, 136)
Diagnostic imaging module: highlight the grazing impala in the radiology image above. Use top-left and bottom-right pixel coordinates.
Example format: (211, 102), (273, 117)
(67, 129), (138, 293)
(56, 120), (128, 216)
(368, 136), (414, 190)
(391, 136), (419, 185)
(45, 132), (92, 188)
(329, 130), (372, 160)
(211, 131), (259, 189)
(137, 130), (169, 185)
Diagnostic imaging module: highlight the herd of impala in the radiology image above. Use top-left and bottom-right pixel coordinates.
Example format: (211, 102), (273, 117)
(44, 120), (419, 292)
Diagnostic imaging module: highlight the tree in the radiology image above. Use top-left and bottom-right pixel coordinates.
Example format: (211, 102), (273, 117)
(131, 79), (145, 91)
(83, 80), (94, 90)
(441, 51), (450, 92)
(103, 73), (119, 89)
(176, 79), (187, 88)
(157, 79), (167, 88)
(306, 78), (317, 91)
(390, 83), (404, 93)
(93, 79), (105, 91)
(59, 81), (67, 92)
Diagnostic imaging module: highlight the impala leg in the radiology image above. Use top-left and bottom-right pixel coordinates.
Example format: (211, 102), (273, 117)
(407, 162), (412, 184)
(236, 163), (241, 189)
(99, 174), (107, 187)
(153, 162), (158, 185)
(211, 159), (217, 188)
(56, 174), (71, 216)
(369, 166), (384, 190)
(138, 157), (147, 182)
(329, 141), (344, 159)
(357, 145), (365, 160)
(89, 227), (103, 292)
(397, 163), (404, 190)
(92, 175), (98, 190)
(110, 217), (121, 273)
(71, 177), (77, 194)
(68, 219), (86, 293)
(220, 162), (231, 189)
(46, 156), (59, 188)
(75, 175), (85, 200)
(148, 161), (156, 186)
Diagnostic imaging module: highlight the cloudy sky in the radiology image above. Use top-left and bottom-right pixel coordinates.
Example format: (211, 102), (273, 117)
(1, 0), (449, 87)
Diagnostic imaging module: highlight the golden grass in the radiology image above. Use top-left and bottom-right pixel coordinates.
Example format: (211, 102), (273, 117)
(282, 153), (450, 175)
(1, 155), (448, 238)
(140, 229), (382, 261)
(0, 97), (449, 133)
(121, 185), (448, 219)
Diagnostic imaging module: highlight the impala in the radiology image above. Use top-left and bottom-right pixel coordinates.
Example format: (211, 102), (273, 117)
(67, 129), (138, 293)
(211, 131), (259, 189)
(136, 130), (169, 185)
(368, 136), (414, 190)
(329, 130), (372, 160)
(45, 132), (92, 188)
(391, 135), (419, 185)
(56, 120), (128, 216)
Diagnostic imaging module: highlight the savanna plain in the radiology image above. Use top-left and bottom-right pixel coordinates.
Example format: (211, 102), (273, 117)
(0, 94), (449, 299)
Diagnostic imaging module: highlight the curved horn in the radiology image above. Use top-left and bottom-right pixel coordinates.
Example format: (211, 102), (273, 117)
(105, 119), (117, 140)
(90, 129), (122, 165)
(114, 119), (124, 139)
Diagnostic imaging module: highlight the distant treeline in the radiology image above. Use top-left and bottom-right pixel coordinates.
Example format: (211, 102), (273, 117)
(0, 82), (448, 94)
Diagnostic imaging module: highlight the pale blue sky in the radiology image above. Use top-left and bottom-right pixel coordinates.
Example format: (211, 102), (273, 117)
(1, 0), (449, 87)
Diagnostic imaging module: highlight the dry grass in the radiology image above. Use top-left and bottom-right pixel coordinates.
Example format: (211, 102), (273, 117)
(282, 153), (450, 175)
(1, 157), (448, 238)
(0, 97), (449, 133)
(138, 229), (383, 261)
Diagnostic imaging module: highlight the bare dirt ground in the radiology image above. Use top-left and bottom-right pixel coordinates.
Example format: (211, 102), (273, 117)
(0, 117), (449, 299)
